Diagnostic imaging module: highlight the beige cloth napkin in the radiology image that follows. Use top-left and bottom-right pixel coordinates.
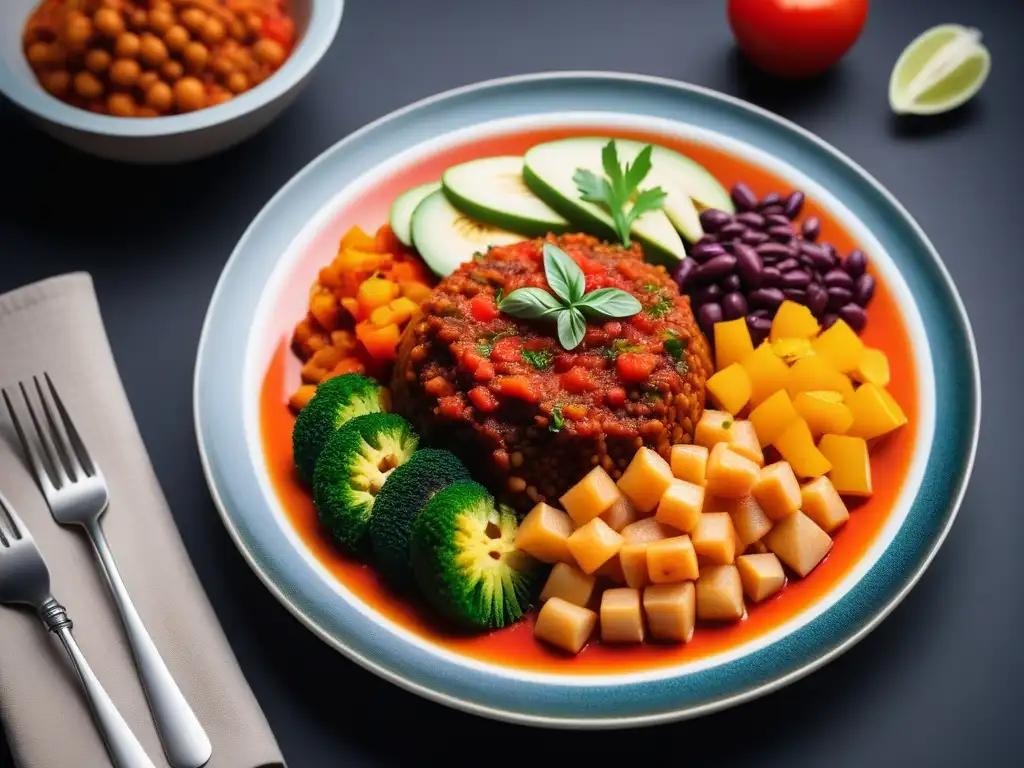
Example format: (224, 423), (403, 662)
(0, 273), (285, 768)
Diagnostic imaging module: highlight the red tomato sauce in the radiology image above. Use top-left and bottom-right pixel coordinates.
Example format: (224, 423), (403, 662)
(258, 127), (919, 673)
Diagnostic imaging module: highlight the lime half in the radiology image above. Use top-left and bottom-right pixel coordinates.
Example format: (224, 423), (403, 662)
(889, 24), (991, 115)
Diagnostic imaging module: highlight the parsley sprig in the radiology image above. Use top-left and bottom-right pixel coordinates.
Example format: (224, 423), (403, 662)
(573, 141), (667, 247)
(498, 243), (642, 350)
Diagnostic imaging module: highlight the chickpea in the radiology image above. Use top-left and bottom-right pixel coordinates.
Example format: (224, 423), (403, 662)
(93, 8), (125, 38)
(225, 70), (248, 93)
(73, 70), (104, 99)
(245, 13), (263, 34)
(40, 70), (71, 98)
(84, 48), (112, 73)
(228, 17), (247, 41)
(151, 0), (173, 11)
(161, 59), (184, 81)
(200, 17), (226, 45)
(128, 10), (148, 31)
(148, 9), (174, 35)
(164, 24), (190, 53)
(107, 92), (136, 117)
(26, 42), (62, 67)
(139, 33), (169, 66)
(211, 55), (235, 78)
(173, 76), (206, 112)
(208, 88), (233, 106)
(230, 47), (256, 73)
(183, 41), (209, 72)
(64, 12), (94, 49)
(135, 106), (159, 117)
(180, 8), (207, 33)
(109, 58), (141, 87)
(253, 37), (285, 67)
(145, 80), (173, 113)
(114, 32), (140, 58)
(138, 70), (160, 91)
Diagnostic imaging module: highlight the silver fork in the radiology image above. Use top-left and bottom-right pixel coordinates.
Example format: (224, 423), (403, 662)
(4, 375), (212, 768)
(0, 491), (157, 768)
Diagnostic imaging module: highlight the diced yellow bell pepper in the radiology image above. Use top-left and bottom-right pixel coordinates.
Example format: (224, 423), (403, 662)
(818, 434), (873, 497)
(369, 305), (395, 326)
(387, 296), (421, 325)
(771, 300), (820, 342)
(749, 389), (801, 447)
(339, 225), (379, 252)
(336, 248), (384, 273)
(706, 363), (752, 415)
(787, 355), (855, 400)
(793, 391), (854, 436)
(772, 337), (816, 364)
(741, 342), (791, 407)
(714, 318), (755, 371)
(773, 418), (832, 479)
(812, 319), (864, 374)
(357, 275), (401, 317)
(850, 347), (891, 387)
(846, 383), (908, 440)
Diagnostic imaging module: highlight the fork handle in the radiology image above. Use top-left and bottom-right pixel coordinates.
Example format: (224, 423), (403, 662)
(86, 522), (212, 768)
(41, 602), (157, 768)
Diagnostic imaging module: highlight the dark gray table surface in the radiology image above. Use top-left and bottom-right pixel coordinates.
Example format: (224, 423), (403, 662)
(1, 0), (1021, 765)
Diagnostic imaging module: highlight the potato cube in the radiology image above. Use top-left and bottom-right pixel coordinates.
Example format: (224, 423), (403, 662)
(812, 318), (864, 374)
(763, 510), (833, 577)
(617, 447), (674, 514)
(800, 476), (850, 533)
(567, 517), (624, 574)
(818, 434), (873, 497)
(540, 562), (598, 606)
(727, 420), (764, 466)
(671, 443), (709, 485)
(752, 461), (802, 521)
(710, 495), (774, 549)
(846, 383), (908, 441)
(787, 356), (855, 400)
(773, 419), (832, 479)
(793, 390), (854, 436)
(749, 389), (801, 447)
(706, 363), (752, 415)
(714, 317), (755, 370)
(771, 300), (820, 341)
(560, 466), (622, 526)
(601, 588), (644, 644)
(644, 582), (696, 643)
(742, 342), (791, 407)
(515, 502), (574, 564)
(619, 544), (650, 589)
(696, 565), (745, 622)
(746, 540), (769, 555)
(736, 553), (786, 602)
(691, 512), (737, 565)
(597, 555), (626, 585)
(534, 598), (597, 655)
(705, 443), (760, 498)
(647, 536), (699, 583)
(621, 517), (674, 544)
(694, 409), (734, 449)
(600, 495), (637, 533)
(655, 479), (704, 533)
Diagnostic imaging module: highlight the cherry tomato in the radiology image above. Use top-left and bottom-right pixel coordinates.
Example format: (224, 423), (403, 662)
(727, 0), (869, 78)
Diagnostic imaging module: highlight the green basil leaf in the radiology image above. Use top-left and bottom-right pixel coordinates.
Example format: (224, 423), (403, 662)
(556, 307), (587, 350)
(498, 287), (564, 319)
(543, 243), (585, 304)
(575, 288), (643, 319)
(623, 145), (654, 195)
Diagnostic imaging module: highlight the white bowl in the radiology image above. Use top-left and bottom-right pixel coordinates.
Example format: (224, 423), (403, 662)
(0, 0), (343, 163)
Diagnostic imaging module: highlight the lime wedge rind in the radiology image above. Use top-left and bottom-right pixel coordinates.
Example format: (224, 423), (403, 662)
(889, 24), (991, 116)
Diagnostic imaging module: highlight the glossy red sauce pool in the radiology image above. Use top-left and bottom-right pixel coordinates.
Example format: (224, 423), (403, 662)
(259, 127), (919, 673)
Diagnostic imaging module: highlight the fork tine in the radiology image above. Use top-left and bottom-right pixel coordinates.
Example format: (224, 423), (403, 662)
(44, 373), (96, 478)
(19, 381), (70, 489)
(0, 491), (22, 544)
(3, 386), (61, 495)
(34, 375), (84, 482)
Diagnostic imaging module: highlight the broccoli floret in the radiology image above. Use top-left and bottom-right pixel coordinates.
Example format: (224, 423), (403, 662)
(410, 481), (547, 630)
(313, 413), (418, 553)
(292, 374), (385, 485)
(370, 449), (471, 589)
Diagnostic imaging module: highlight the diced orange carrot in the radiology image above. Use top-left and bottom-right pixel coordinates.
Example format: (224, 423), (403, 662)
(339, 226), (377, 252)
(494, 375), (540, 403)
(330, 357), (366, 376)
(370, 305), (395, 326)
(400, 281), (433, 302)
(288, 385), (316, 412)
(356, 321), (401, 361)
(374, 223), (404, 255)
(387, 296), (420, 325)
(310, 291), (339, 331)
(357, 276), (401, 317)
(340, 297), (362, 321)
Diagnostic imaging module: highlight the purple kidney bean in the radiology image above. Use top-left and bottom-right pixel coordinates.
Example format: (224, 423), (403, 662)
(827, 287), (854, 311)
(696, 234), (719, 248)
(799, 242), (835, 272)
(855, 273), (876, 306)
(822, 313), (839, 330)
(821, 242), (839, 264)
(736, 212), (766, 228)
(760, 204), (785, 216)
(741, 230), (770, 245)
(699, 209), (731, 233)
(693, 283), (722, 306)
(749, 287), (785, 310)
(733, 243), (764, 288)
(672, 258), (698, 291)
(783, 288), (808, 304)
(756, 242), (795, 260)
(838, 303), (868, 332)
(760, 266), (783, 287)
(784, 191), (805, 219)
(776, 258), (800, 273)
(823, 268), (855, 291)
(801, 216), (821, 242)
(765, 213), (791, 228)
(782, 270), (812, 289)
(768, 225), (795, 242)
(748, 316), (773, 344)
(807, 283), (828, 316)
(843, 249), (867, 278)
(694, 254), (737, 284)
(699, 302), (724, 331)
(691, 242), (726, 263)
(722, 292), (749, 320)
(720, 274), (742, 293)
(750, 309), (772, 319)
(718, 223), (747, 240)
(759, 192), (783, 209)
(731, 183), (758, 212)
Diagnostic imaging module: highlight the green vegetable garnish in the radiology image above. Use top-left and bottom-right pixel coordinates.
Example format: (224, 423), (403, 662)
(476, 329), (516, 357)
(602, 338), (643, 360)
(498, 243), (641, 350)
(522, 348), (553, 370)
(646, 295), (673, 319)
(573, 141), (667, 247)
(722, 419), (733, 430)
(549, 405), (565, 433)
(664, 336), (686, 360)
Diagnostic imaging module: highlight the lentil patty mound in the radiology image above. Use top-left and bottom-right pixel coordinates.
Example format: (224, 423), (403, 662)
(392, 234), (713, 512)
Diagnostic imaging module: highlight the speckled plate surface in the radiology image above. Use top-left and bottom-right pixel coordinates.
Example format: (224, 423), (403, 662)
(194, 73), (979, 727)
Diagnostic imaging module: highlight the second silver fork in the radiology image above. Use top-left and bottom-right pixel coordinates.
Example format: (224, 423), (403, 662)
(4, 375), (212, 768)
